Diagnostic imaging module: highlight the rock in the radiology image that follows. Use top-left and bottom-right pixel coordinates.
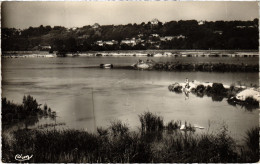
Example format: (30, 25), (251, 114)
(168, 83), (183, 93)
(236, 88), (260, 102)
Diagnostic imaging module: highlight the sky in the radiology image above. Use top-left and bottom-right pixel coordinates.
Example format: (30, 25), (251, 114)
(1, 1), (259, 29)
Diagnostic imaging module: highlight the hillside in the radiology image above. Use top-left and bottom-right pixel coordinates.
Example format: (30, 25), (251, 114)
(2, 19), (259, 52)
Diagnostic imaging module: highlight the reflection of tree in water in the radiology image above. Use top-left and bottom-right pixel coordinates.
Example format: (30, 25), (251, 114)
(211, 95), (224, 102)
(195, 92), (204, 98)
(25, 116), (39, 129)
(2, 95), (59, 130)
(227, 97), (259, 111)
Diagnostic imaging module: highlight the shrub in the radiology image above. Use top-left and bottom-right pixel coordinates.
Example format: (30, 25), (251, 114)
(196, 84), (206, 93)
(244, 127), (259, 161)
(109, 120), (129, 137)
(139, 112), (164, 133)
(166, 120), (181, 131)
(211, 83), (227, 95)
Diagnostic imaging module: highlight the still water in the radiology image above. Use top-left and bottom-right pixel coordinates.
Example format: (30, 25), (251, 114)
(2, 56), (259, 142)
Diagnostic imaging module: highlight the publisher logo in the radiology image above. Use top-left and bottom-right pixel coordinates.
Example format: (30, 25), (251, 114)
(15, 154), (33, 162)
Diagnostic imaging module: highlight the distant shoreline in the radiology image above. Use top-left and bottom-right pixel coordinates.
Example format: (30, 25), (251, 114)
(2, 49), (259, 58)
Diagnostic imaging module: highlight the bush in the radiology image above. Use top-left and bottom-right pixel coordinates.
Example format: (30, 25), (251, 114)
(2, 96), (55, 128)
(109, 120), (129, 137)
(166, 120), (181, 131)
(139, 112), (164, 133)
(211, 83), (227, 95)
(243, 127), (259, 162)
(196, 84), (206, 93)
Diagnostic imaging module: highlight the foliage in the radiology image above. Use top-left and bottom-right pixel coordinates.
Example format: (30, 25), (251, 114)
(2, 19), (258, 51)
(2, 95), (55, 128)
(2, 116), (258, 163)
(139, 111), (164, 133)
(242, 127), (259, 162)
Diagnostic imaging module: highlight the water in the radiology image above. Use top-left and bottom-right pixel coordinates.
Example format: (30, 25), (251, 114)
(2, 56), (259, 142)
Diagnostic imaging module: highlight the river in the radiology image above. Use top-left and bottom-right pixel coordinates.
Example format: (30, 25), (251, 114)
(2, 56), (259, 142)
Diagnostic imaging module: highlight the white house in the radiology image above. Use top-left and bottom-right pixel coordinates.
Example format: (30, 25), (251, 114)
(198, 21), (205, 25)
(104, 40), (118, 45)
(151, 34), (160, 37)
(151, 18), (159, 25)
(92, 23), (100, 29)
(160, 35), (185, 41)
(121, 39), (136, 46)
(39, 45), (51, 51)
(96, 40), (103, 46)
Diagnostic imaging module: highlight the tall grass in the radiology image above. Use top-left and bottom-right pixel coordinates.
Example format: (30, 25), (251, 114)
(241, 127), (259, 162)
(2, 112), (258, 163)
(139, 111), (164, 133)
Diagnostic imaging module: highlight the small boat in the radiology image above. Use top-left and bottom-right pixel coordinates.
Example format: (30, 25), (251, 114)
(100, 64), (113, 69)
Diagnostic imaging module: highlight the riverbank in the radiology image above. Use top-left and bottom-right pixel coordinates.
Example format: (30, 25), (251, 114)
(2, 50), (259, 58)
(2, 110), (258, 163)
(2, 96), (259, 162)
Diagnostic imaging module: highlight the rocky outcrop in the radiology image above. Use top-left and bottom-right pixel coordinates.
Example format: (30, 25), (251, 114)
(168, 81), (259, 110)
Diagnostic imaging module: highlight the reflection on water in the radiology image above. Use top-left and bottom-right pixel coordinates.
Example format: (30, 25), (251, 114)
(2, 57), (259, 142)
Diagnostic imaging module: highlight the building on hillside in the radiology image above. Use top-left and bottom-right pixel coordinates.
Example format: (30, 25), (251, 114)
(135, 38), (145, 44)
(103, 40), (118, 45)
(120, 38), (136, 46)
(96, 40), (103, 46)
(175, 35), (186, 39)
(198, 21), (205, 25)
(160, 35), (186, 41)
(137, 34), (144, 38)
(71, 27), (77, 31)
(248, 25), (255, 28)
(92, 23), (100, 29)
(236, 26), (246, 28)
(39, 45), (51, 51)
(151, 34), (160, 37)
(160, 36), (174, 41)
(151, 18), (159, 25)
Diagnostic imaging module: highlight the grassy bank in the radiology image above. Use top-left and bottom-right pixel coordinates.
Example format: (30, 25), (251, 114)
(2, 110), (259, 163)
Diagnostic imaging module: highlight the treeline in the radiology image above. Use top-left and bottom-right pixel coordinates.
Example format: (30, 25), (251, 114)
(2, 19), (259, 51)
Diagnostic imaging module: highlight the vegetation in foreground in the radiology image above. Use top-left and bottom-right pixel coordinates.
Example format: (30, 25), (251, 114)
(2, 96), (259, 163)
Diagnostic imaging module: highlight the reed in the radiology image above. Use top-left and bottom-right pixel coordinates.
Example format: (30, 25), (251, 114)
(139, 111), (164, 133)
(2, 97), (258, 162)
(3, 121), (257, 163)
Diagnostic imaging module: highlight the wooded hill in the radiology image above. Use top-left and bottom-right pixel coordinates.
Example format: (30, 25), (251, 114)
(2, 19), (259, 52)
